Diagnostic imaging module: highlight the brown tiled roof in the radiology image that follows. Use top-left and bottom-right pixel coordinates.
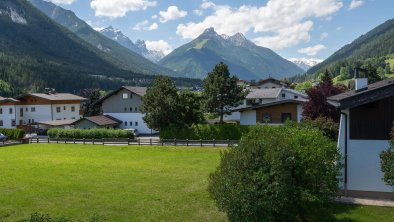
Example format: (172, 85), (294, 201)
(29, 93), (86, 101)
(328, 77), (394, 109)
(83, 115), (122, 126)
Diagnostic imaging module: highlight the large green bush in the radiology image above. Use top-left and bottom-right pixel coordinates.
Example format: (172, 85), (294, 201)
(160, 124), (253, 140)
(286, 117), (339, 141)
(0, 128), (25, 140)
(208, 125), (340, 221)
(380, 126), (394, 188)
(47, 128), (133, 139)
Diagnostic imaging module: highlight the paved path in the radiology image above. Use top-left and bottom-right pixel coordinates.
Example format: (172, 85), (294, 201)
(336, 197), (394, 207)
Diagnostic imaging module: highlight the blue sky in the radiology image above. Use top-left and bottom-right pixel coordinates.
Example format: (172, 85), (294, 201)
(50, 0), (393, 60)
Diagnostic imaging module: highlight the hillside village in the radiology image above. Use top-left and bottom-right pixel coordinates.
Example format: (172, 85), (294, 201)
(0, 0), (394, 221)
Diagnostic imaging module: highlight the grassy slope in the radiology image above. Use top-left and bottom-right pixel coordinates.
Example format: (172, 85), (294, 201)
(0, 144), (393, 221)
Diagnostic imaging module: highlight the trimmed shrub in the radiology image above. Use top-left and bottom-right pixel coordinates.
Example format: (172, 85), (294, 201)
(208, 125), (340, 221)
(286, 117), (339, 141)
(0, 128), (25, 140)
(47, 128), (134, 139)
(380, 126), (394, 188)
(160, 124), (253, 140)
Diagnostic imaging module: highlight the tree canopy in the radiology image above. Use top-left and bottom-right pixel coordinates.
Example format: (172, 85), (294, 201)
(202, 62), (247, 123)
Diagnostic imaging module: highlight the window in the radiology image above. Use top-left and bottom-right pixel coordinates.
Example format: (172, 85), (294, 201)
(282, 93), (286, 98)
(135, 107), (138, 112)
(31, 107), (36, 112)
(0, 120), (3, 126)
(63, 106), (66, 110)
(130, 107), (133, 112)
(71, 106), (75, 112)
(28, 119), (31, 124)
(0, 108), (2, 114)
(130, 122), (133, 126)
(135, 122), (138, 126)
(25, 108), (28, 112)
(124, 121), (128, 126)
(20, 108), (23, 117)
(72, 117), (76, 120)
(281, 113), (292, 123)
(32, 119), (35, 123)
(9, 108), (12, 114)
(56, 107), (61, 113)
(122, 93), (129, 99)
(19, 120), (23, 126)
(262, 113), (272, 123)
(124, 107), (127, 112)
(11, 119), (16, 127)
(294, 95), (298, 99)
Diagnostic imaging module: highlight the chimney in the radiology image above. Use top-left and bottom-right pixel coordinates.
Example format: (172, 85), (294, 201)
(354, 68), (368, 91)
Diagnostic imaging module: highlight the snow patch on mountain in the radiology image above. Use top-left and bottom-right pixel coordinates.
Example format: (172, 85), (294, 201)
(288, 58), (323, 71)
(99, 26), (165, 63)
(0, 7), (27, 25)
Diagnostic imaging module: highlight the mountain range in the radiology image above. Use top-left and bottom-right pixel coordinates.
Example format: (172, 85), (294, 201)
(305, 18), (394, 78)
(0, 0), (199, 96)
(28, 0), (175, 76)
(159, 28), (304, 80)
(288, 58), (322, 71)
(99, 26), (165, 63)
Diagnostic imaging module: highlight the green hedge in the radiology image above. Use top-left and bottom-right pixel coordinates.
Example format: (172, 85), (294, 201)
(0, 128), (25, 140)
(48, 128), (134, 139)
(160, 124), (253, 140)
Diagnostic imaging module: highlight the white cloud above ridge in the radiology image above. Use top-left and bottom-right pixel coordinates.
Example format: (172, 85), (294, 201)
(177, 0), (343, 49)
(90, 0), (157, 18)
(159, 6), (188, 23)
(349, 0), (364, 10)
(145, 40), (172, 55)
(298, 44), (327, 56)
(320, 32), (329, 40)
(133, 20), (158, 31)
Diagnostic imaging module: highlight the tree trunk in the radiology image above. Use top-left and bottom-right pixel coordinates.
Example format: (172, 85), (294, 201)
(219, 106), (224, 124)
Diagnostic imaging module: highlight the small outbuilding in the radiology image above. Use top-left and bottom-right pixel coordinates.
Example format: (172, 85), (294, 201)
(73, 115), (121, 129)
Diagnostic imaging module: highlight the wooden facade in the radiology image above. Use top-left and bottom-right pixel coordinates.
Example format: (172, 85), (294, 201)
(255, 103), (298, 123)
(349, 95), (394, 140)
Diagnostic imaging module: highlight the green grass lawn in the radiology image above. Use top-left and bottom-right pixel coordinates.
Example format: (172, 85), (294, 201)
(0, 144), (393, 221)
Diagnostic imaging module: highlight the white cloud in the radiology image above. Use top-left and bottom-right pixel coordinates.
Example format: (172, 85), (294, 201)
(336, 26), (342, 31)
(151, 14), (158, 19)
(90, 0), (157, 18)
(349, 0), (364, 10)
(201, 0), (216, 10)
(320, 32), (328, 40)
(298, 44), (327, 56)
(159, 6), (188, 23)
(145, 40), (173, 55)
(193, 9), (203, 16)
(176, 0), (343, 49)
(133, 20), (158, 31)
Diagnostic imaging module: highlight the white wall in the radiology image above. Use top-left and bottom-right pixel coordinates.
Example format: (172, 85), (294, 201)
(0, 105), (16, 128)
(104, 113), (156, 134)
(223, 111), (241, 121)
(240, 110), (256, 125)
(337, 110), (392, 193)
(296, 104), (303, 123)
(52, 104), (81, 121)
(16, 105), (52, 125)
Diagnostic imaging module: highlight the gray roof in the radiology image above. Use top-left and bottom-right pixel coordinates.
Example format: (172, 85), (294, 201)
(328, 77), (394, 109)
(236, 99), (306, 112)
(246, 88), (281, 99)
(122, 86), (147, 97)
(38, 119), (77, 126)
(29, 93), (86, 101)
(80, 115), (122, 126)
(95, 86), (147, 105)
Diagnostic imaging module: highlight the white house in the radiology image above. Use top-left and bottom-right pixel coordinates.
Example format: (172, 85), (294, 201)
(0, 92), (86, 129)
(223, 86), (307, 122)
(328, 73), (394, 199)
(96, 86), (155, 134)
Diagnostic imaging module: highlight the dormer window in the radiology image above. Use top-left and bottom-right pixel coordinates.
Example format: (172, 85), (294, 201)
(282, 93), (286, 98)
(122, 93), (129, 99)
